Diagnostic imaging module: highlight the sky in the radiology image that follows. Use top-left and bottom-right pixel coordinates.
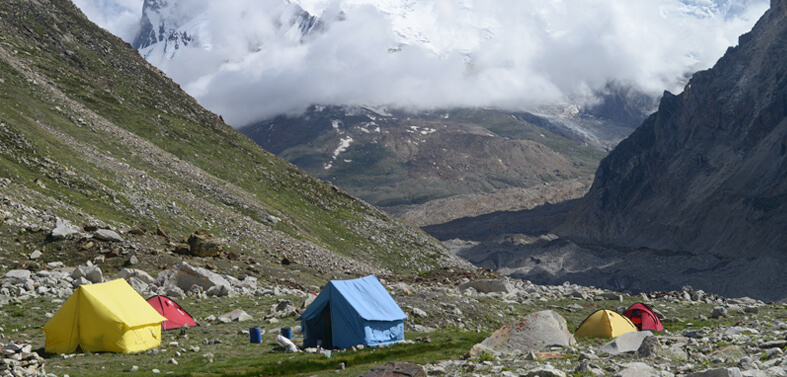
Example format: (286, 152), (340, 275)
(73, 0), (770, 127)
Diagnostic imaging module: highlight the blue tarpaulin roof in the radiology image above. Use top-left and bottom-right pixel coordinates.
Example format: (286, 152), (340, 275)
(300, 275), (407, 322)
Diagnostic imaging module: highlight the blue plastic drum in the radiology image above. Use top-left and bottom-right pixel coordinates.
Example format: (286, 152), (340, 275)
(250, 327), (261, 343)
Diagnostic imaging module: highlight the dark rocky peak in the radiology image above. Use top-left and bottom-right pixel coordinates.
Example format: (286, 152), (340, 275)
(132, 0), (206, 50)
(558, 0), (786, 258)
(132, 0), (167, 49)
(132, 0), (322, 52)
(579, 82), (660, 130)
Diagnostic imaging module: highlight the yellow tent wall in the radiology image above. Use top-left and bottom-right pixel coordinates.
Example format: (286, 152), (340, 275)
(574, 309), (637, 338)
(43, 279), (167, 354)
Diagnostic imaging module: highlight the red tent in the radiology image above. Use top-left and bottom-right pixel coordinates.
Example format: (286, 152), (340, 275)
(146, 295), (199, 330)
(623, 302), (664, 332)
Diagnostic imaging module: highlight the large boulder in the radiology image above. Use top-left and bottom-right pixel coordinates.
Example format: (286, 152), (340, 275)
(471, 310), (576, 356)
(94, 229), (124, 242)
(156, 262), (230, 292)
(601, 331), (654, 355)
(187, 230), (224, 257)
(3, 269), (32, 281)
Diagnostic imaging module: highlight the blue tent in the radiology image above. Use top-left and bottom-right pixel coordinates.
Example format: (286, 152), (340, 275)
(299, 275), (407, 349)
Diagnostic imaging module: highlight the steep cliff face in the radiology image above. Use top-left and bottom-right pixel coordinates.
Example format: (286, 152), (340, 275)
(559, 0), (786, 258)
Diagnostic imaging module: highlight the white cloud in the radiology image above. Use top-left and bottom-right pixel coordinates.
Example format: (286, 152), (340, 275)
(73, 0), (143, 42)
(75, 0), (769, 127)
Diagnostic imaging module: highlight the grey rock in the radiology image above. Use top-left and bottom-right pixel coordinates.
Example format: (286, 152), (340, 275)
(725, 327), (759, 336)
(219, 309), (252, 322)
(597, 292), (622, 300)
(70, 265), (103, 283)
(601, 331), (654, 355)
(156, 262), (231, 292)
(206, 284), (231, 297)
(29, 250), (42, 260)
(637, 335), (663, 357)
(94, 229), (124, 242)
(615, 362), (659, 377)
(51, 218), (80, 239)
(472, 310), (576, 356)
(523, 365), (567, 377)
(126, 277), (149, 293)
(686, 368), (743, 377)
(120, 268), (155, 284)
(712, 307), (728, 318)
(574, 361), (605, 376)
(3, 270), (31, 281)
(411, 307), (428, 318)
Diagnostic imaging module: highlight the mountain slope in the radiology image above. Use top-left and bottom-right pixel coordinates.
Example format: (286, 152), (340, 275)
(240, 106), (609, 223)
(421, 0), (786, 301)
(556, 0), (785, 271)
(0, 0), (467, 276)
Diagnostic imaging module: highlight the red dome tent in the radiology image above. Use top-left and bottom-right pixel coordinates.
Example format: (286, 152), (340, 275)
(623, 302), (664, 332)
(146, 295), (199, 330)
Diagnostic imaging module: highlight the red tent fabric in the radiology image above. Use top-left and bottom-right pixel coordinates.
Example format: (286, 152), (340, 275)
(623, 302), (664, 332)
(146, 295), (199, 330)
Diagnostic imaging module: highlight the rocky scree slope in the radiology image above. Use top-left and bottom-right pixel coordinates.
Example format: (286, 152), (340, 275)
(0, 0), (468, 277)
(560, 0), (787, 259)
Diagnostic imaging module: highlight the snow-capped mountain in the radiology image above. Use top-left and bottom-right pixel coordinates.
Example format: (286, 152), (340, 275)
(132, 0), (322, 71)
(125, 0), (768, 127)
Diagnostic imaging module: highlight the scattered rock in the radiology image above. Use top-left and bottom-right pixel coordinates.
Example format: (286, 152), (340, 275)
(70, 264), (103, 283)
(524, 364), (567, 377)
(411, 307), (428, 318)
(361, 362), (426, 377)
(614, 362), (659, 377)
(218, 309), (252, 322)
(458, 279), (513, 294)
(686, 367), (743, 377)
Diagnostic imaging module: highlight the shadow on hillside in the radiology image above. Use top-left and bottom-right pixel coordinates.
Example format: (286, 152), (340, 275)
(421, 199), (579, 242)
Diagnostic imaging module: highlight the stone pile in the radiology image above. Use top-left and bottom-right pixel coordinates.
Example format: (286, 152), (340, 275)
(1, 341), (46, 377)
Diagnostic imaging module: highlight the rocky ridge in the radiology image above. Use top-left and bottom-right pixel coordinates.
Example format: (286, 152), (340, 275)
(559, 0), (787, 261)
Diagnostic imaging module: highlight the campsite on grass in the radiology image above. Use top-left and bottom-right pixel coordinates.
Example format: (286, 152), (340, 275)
(2, 266), (784, 377)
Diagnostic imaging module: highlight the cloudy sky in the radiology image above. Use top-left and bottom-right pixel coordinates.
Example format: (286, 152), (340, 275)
(73, 0), (770, 127)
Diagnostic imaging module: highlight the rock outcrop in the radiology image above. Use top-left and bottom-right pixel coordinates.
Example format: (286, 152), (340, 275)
(558, 0), (786, 297)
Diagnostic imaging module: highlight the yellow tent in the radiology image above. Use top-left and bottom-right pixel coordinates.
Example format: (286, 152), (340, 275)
(43, 279), (167, 354)
(575, 309), (637, 338)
